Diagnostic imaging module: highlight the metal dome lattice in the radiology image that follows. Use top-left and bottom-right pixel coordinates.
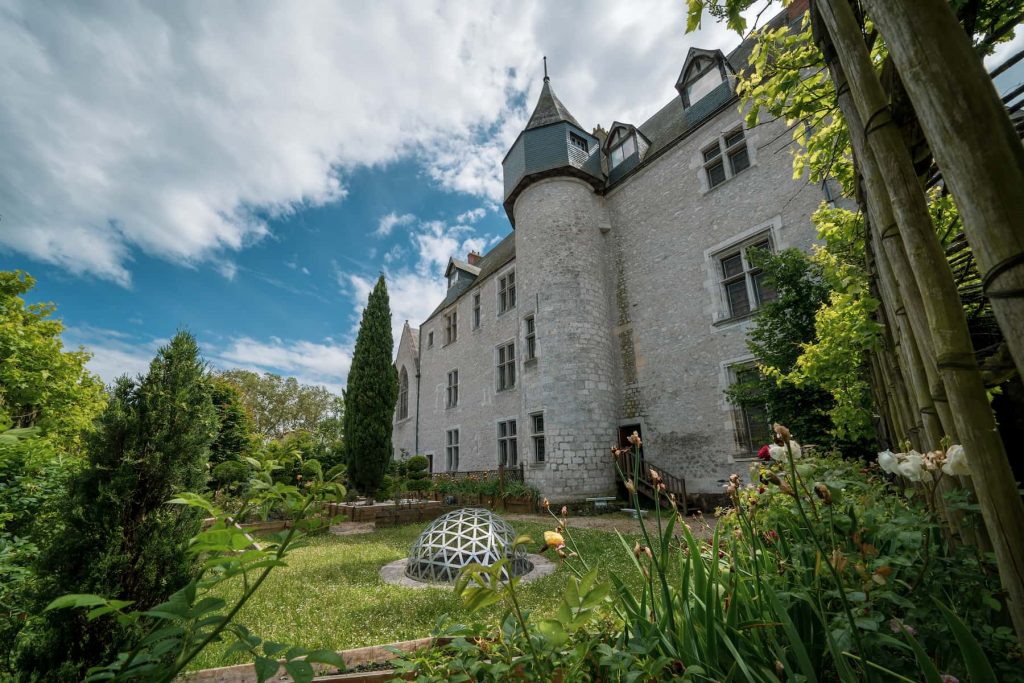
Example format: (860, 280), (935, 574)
(405, 507), (533, 583)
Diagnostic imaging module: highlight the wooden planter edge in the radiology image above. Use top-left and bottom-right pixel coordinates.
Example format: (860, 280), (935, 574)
(181, 636), (450, 682)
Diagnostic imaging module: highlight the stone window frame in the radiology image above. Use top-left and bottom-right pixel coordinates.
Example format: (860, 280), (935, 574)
(497, 417), (518, 468)
(497, 268), (517, 316)
(524, 315), (537, 362)
(445, 428), (460, 471)
(719, 356), (768, 462)
(446, 369), (459, 409)
(704, 216), (782, 328)
(698, 122), (757, 194)
(496, 339), (516, 392)
(443, 308), (458, 346)
(397, 366), (410, 421)
(530, 412), (546, 464)
(427, 330), (434, 349)
(472, 291), (481, 330)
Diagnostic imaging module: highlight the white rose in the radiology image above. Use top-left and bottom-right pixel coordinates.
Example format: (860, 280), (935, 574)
(941, 445), (970, 477)
(897, 451), (925, 482)
(768, 440), (801, 461)
(877, 450), (898, 474)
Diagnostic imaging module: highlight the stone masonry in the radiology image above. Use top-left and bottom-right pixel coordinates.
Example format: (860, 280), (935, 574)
(392, 7), (830, 501)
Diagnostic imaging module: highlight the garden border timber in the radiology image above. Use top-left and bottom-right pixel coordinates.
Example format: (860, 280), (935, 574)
(182, 636), (451, 683)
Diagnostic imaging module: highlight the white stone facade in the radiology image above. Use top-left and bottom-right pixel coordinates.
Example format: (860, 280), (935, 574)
(392, 25), (826, 501)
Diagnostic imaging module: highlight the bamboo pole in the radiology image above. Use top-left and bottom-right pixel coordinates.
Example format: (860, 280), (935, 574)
(814, 0), (1024, 642)
(861, 0), (1024, 379)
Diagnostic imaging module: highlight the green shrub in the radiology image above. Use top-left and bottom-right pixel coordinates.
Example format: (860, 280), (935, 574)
(211, 460), (250, 489)
(405, 455), (431, 494)
(19, 332), (218, 681)
(300, 458), (323, 482)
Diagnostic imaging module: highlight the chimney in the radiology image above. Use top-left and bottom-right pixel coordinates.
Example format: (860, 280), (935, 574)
(467, 250), (482, 266)
(591, 124), (608, 148)
(786, 0), (809, 21)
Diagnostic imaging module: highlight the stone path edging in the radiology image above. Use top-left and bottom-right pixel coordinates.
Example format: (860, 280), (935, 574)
(379, 553), (556, 589)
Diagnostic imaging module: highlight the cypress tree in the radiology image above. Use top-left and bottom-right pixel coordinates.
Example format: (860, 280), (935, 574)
(208, 378), (256, 467)
(21, 331), (217, 680)
(343, 275), (398, 500)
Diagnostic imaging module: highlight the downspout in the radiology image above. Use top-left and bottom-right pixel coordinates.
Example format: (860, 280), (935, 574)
(414, 328), (422, 456)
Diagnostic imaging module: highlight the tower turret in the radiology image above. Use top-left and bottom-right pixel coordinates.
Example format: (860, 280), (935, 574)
(508, 64), (619, 501)
(501, 63), (603, 224)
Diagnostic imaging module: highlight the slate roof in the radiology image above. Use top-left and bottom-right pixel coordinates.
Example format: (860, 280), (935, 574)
(425, 232), (516, 322)
(616, 10), (798, 184)
(525, 79), (583, 131)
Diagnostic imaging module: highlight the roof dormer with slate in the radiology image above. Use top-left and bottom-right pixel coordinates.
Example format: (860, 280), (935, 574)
(676, 47), (735, 108)
(501, 60), (604, 225)
(444, 257), (480, 291)
(604, 122), (652, 185)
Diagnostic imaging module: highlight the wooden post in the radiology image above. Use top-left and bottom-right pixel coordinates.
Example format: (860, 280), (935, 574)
(814, 0), (1024, 642)
(861, 0), (1024, 379)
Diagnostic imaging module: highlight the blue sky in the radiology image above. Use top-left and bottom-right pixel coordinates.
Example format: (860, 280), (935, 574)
(2, 1), (1021, 393)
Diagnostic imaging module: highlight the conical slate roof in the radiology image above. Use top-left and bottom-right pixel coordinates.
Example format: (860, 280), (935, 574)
(525, 78), (582, 130)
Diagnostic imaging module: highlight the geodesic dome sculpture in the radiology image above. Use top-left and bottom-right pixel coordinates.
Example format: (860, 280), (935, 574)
(405, 508), (532, 583)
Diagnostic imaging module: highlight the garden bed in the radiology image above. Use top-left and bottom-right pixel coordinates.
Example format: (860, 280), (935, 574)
(186, 636), (449, 682)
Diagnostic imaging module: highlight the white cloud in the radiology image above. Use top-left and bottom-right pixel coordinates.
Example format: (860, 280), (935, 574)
(456, 207), (488, 224)
(64, 325), (161, 383)
(215, 336), (352, 394)
(375, 211), (416, 237)
(1, 1), (753, 285)
(342, 215), (504, 352)
(216, 261), (238, 281)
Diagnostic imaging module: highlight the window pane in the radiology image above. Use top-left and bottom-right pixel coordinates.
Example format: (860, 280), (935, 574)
(707, 159), (726, 187)
(726, 279), (750, 317)
(724, 129), (745, 148)
(622, 135), (636, 158)
(533, 414), (544, 432)
(729, 147), (750, 175)
(754, 271), (777, 304)
(610, 145), (623, 168)
(721, 253), (743, 278)
(702, 144), (721, 162)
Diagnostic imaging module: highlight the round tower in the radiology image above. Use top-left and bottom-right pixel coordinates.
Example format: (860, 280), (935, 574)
(503, 69), (619, 500)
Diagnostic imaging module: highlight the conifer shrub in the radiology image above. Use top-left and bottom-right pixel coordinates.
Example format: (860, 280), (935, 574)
(343, 275), (398, 500)
(19, 332), (217, 680)
(405, 455), (431, 495)
(211, 460), (250, 491)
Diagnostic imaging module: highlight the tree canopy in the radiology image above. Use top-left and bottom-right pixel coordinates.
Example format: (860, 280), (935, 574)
(218, 369), (341, 441)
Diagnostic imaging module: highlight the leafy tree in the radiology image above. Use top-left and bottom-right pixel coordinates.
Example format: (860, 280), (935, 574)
(218, 369), (340, 441)
(208, 379), (257, 467)
(20, 332), (217, 680)
(726, 248), (835, 444)
(0, 270), (107, 670)
(0, 270), (106, 447)
(343, 275), (397, 500)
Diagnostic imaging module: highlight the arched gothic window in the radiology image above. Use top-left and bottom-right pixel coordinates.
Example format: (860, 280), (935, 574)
(398, 366), (409, 420)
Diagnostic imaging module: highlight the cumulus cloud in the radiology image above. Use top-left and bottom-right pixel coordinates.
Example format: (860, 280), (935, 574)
(375, 211), (416, 237)
(456, 207), (488, 224)
(0, 1), (755, 285)
(64, 325), (163, 383)
(215, 336), (351, 394)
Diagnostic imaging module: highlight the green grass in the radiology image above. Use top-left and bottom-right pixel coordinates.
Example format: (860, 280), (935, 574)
(189, 519), (646, 671)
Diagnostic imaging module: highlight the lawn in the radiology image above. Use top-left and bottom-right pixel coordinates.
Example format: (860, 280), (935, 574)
(189, 517), (650, 671)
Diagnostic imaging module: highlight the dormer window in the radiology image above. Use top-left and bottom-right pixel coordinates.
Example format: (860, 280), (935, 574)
(447, 270), (458, 289)
(676, 48), (733, 109)
(569, 132), (589, 152)
(684, 63), (723, 105)
(609, 135), (636, 169)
